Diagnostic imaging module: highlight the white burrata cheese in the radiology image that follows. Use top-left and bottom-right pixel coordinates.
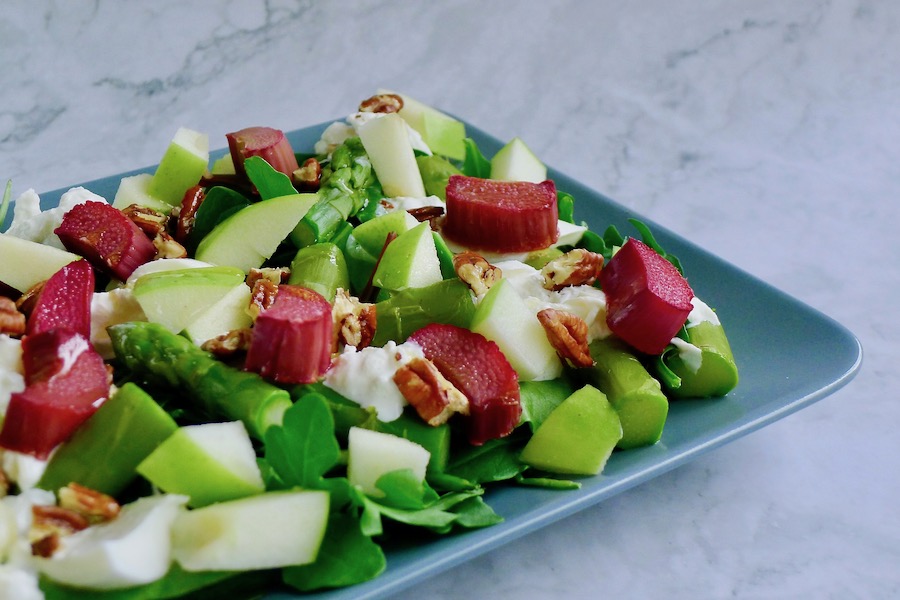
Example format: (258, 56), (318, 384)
(492, 259), (611, 341)
(668, 297), (720, 373)
(323, 341), (426, 422)
(0, 451), (48, 493)
(6, 187), (104, 249)
(686, 296), (720, 328)
(314, 112), (431, 157)
(0, 335), (24, 417)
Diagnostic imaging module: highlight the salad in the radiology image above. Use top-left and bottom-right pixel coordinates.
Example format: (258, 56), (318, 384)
(0, 91), (739, 598)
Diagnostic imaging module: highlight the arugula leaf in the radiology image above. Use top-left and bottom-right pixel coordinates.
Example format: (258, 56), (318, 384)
(446, 434), (527, 484)
(461, 138), (491, 178)
(519, 379), (577, 432)
(0, 179), (11, 226)
(243, 155), (297, 199)
(514, 474), (582, 490)
(557, 191), (575, 224)
(627, 218), (684, 275)
(282, 513), (386, 592)
(263, 393), (341, 490)
(375, 469), (440, 510)
(188, 186), (250, 252)
(446, 495), (505, 528)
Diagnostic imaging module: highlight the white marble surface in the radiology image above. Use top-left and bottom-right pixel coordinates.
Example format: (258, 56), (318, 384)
(1, 1), (897, 598)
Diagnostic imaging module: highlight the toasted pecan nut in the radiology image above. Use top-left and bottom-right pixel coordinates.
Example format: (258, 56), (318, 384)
(122, 204), (169, 238)
(15, 280), (44, 317)
(248, 267), (291, 288)
(407, 206), (445, 222)
(152, 231), (188, 259)
(453, 251), (501, 297)
(201, 328), (253, 357)
(359, 93), (404, 114)
(293, 157), (322, 192)
(332, 288), (376, 351)
(0, 296), (26, 337)
(248, 278), (280, 320)
(58, 483), (121, 524)
(30, 504), (90, 557)
(540, 249), (604, 291)
(537, 308), (594, 368)
(393, 357), (469, 426)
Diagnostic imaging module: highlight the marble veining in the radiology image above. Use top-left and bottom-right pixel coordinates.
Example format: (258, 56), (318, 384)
(1, 0), (897, 598)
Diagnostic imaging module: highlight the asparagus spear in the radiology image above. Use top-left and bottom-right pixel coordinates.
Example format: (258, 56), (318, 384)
(108, 322), (291, 439)
(287, 242), (350, 303)
(654, 320), (739, 398)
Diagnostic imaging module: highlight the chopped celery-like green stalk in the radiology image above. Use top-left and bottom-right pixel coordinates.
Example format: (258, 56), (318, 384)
(288, 242), (350, 302)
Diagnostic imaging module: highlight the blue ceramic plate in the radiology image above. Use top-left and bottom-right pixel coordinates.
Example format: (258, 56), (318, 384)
(2, 120), (862, 599)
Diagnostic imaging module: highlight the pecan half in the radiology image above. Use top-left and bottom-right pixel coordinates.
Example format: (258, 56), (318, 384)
(332, 288), (376, 351)
(359, 93), (404, 114)
(453, 251), (501, 297)
(407, 206), (445, 222)
(122, 204), (169, 238)
(153, 231), (188, 259)
(536, 308), (594, 368)
(540, 249), (604, 291)
(15, 280), (45, 317)
(0, 296), (26, 337)
(293, 157), (322, 191)
(30, 504), (90, 557)
(248, 277), (280, 320)
(201, 328), (253, 357)
(248, 267), (291, 288)
(393, 357), (469, 426)
(58, 483), (120, 524)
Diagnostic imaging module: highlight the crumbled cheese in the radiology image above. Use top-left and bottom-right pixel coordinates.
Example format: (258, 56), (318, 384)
(686, 297), (720, 328)
(5, 187), (104, 249)
(323, 341), (426, 422)
(0, 335), (25, 417)
(0, 451), (47, 493)
(380, 195), (444, 212)
(670, 337), (703, 373)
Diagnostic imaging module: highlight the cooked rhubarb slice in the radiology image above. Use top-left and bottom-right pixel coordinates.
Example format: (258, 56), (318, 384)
(442, 175), (558, 253)
(26, 259), (95, 338)
(226, 126), (300, 177)
(407, 323), (520, 445)
(244, 285), (333, 384)
(600, 238), (694, 355)
(0, 329), (110, 459)
(54, 201), (157, 280)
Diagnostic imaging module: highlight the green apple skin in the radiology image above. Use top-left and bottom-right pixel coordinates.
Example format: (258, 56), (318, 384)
(357, 113), (426, 198)
(112, 173), (176, 213)
(36, 494), (189, 590)
(347, 426), (430, 497)
(379, 89), (467, 161)
(0, 234), (80, 292)
(137, 421), (265, 508)
(520, 384), (622, 476)
(470, 278), (562, 381)
(195, 193), (318, 273)
(147, 127), (210, 206)
(351, 210), (418, 257)
(584, 337), (669, 449)
(663, 321), (739, 399)
(490, 137), (547, 183)
(183, 282), (252, 346)
(39, 383), (178, 496)
(371, 222), (442, 292)
(172, 490), (330, 571)
(132, 266), (246, 335)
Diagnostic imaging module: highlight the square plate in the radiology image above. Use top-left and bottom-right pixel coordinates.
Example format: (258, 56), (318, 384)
(2, 119), (862, 599)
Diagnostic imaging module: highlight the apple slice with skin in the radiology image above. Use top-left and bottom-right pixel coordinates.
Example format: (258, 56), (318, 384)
(0, 234), (81, 293)
(182, 282), (252, 346)
(147, 127), (210, 206)
(194, 193), (317, 273)
(351, 210), (418, 257)
(347, 426), (431, 497)
(378, 89), (467, 161)
(357, 113), (426, 198)
(490, 137), (547, 183)
(131, 266), (246, 335)
(470, 278), (562, 381)
(112, 173), (175, 213)
(371, 222), (442, 292)
(172, 489), (329, 571)
(36, 494), (189, 590)
(520, 384), (622, 475)
(137, 421), (264, 508)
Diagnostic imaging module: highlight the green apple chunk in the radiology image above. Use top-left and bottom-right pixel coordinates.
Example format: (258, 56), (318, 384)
(347, 426), (430, 497)
(371, 222), (442, 292)
(471, 278), (562, 381)
(0, 234), (81, 292)
(357, 113), (426, 198)
(584, 337), (669, 449)
(490, 137), (547, 183)
(351, 210), (418, 257)
(39, 383), (178, 496)
(183, 283), (252, 346)
(520, 384), (622, 476)
(36, 494), (188, 590)
(147, 127), (210, 206)
(137, 421), (265, 508)
(379, 89), (467, 161)
(112, 173), (176, 213)
(132, 266), (246, 335)
(195, 193), (318, 273)
(172, 490), (329, 571)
